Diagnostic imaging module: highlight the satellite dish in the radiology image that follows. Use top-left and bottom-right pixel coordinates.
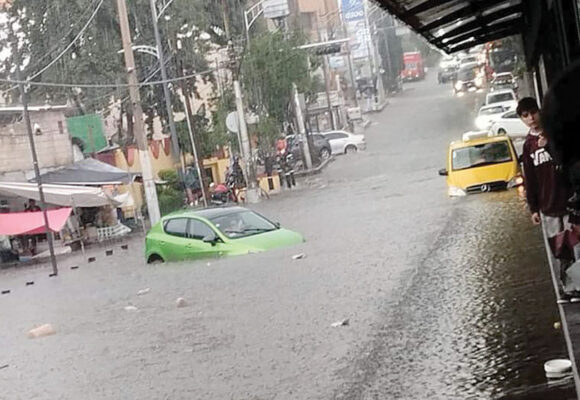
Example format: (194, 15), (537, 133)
(226, 111), (239, 134)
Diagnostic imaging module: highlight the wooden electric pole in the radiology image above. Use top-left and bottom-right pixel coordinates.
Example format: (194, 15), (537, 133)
(116, 0), (161, 224)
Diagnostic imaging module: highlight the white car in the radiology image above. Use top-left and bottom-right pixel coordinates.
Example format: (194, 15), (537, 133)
(439, 56), (458, 69)
(490, 110), (528, 138)
(485, 89), (517, 111)
(321, 130), (366, 155)
(475, 104), (507, 131)
(460, 56), (479, 68)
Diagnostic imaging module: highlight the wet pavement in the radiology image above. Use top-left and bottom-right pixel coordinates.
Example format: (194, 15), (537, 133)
(0, 75), (575, 399)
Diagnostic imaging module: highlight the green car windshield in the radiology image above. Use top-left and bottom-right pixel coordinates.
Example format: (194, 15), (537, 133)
(211, 210), (277, 239)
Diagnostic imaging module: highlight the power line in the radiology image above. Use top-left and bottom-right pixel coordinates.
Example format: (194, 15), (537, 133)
(8, 0), (106, 92)
(24, 0), (104, 72)
(1, 67), (217, 89)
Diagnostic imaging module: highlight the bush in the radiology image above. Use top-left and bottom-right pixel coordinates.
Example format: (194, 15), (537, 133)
(158, 187), (183, 216)
(157, 169), (183, 216)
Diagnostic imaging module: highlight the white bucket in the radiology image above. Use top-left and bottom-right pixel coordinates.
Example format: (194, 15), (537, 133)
(544, 359), (572, 379)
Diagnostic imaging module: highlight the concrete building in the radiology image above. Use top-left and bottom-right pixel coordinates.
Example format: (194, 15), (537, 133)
(294, 0), (340, 41)
(0, 105), (73, 182)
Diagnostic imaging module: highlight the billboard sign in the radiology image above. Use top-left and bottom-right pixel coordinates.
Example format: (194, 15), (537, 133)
(347, 20), (371, 60)
(341, 0), (365, 21)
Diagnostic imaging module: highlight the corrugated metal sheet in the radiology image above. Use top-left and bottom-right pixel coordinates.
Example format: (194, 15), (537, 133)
(374, 0), (524, 53)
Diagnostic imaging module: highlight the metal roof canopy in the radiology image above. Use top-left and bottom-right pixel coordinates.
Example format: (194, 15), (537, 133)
(374, 0), (524, 53)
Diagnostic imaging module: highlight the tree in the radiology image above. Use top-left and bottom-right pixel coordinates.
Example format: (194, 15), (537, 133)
(0, 0), (237, 145)
(241, 31), (313, 145)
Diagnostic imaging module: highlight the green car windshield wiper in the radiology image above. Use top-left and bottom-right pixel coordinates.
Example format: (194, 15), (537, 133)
(241, 227), (276, 234)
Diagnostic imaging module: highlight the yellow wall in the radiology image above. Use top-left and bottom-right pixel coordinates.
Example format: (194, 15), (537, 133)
(203, 157), (230, 184)
(113, 145), (176, 179)
(113, 143), (177, 214)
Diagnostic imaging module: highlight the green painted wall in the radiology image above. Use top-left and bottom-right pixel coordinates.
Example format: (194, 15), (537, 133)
(66, 114), (107, 153)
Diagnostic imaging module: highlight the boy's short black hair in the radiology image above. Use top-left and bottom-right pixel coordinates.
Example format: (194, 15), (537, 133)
(516, 97), (540, 116)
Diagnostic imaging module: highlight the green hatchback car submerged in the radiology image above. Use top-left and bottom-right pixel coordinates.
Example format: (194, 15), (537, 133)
(145, 206), (305, 263)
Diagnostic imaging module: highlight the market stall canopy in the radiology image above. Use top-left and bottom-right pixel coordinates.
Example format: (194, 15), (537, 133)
(374, 0), (524, 53)
(32, 158), (134, 185)
(0, 182), (122, 207)
(0, 208), (72, 235)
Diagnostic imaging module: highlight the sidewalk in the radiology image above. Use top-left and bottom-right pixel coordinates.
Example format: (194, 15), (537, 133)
(541, 224), (580, 395)
(295, 157), (334, 178)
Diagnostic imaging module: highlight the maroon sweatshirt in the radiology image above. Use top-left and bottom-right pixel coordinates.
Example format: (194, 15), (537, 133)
(522, 132), (570, 216)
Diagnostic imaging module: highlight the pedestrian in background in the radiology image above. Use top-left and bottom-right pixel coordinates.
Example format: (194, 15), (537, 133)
(517, 97), (576, 299)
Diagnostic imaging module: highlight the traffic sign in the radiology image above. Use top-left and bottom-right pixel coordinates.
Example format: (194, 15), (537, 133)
(226, 111), (239, 134)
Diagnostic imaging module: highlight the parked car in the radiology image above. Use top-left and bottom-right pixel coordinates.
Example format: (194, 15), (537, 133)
(475, 104), (508, 131)
(439, 56), (458, 70)
(489, 110), (528, 138)
(485, 89), (517, 110)
(311, 134), (332, 160)
(459, 56), (479, 68)
(145, 207), (304, 263)
(439, 131), (523, 197)
(320, 130), (366, 155)
(286, 134), (332, 161)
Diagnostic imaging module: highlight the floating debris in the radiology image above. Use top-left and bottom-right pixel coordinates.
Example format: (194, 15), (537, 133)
(331, 319), (350, 328)
(28, 324), (56, 339)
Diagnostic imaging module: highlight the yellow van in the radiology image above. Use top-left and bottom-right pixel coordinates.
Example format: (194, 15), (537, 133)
(439, 131), (523, 196)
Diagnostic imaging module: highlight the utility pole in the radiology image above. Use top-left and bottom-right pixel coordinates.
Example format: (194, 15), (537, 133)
(363, 0), (384, 107)
(178, 62), (208, 207)
(221, 0), (231, 38)
(233, 79), (259, 202)
(342, 21), (359, 108)
(225, 0), (259, 202)
(317, 12), (336, 130)
(149, 0), (183, 175)
(117, 0), (161, 224)
(8, 23), (58, 276)
(293, 83), (312, 170)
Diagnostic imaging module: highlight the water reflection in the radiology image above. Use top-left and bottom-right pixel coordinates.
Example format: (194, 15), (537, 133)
(338, 191), (575, 399)
(448, 192), (573, 398)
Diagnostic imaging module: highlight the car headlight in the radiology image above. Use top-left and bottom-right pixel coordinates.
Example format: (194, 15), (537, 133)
(507, 175), (524, 188)
(448, 186), (467, 197)
(455, 81), (463, 91)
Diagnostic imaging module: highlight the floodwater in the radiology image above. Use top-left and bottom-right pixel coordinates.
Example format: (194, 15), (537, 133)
(0, 75), (575, 399)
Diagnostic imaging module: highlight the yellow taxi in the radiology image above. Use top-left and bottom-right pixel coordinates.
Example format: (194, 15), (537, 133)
(439, 131), (523, 196)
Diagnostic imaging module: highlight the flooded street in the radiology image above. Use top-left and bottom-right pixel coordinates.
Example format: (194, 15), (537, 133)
(0, 75), (575, 399)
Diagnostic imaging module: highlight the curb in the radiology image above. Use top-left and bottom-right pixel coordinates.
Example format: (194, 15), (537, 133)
(295, 157), (334, 178)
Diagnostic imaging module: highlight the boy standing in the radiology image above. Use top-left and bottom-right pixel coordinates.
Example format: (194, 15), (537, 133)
(518, 97), (574, 298)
